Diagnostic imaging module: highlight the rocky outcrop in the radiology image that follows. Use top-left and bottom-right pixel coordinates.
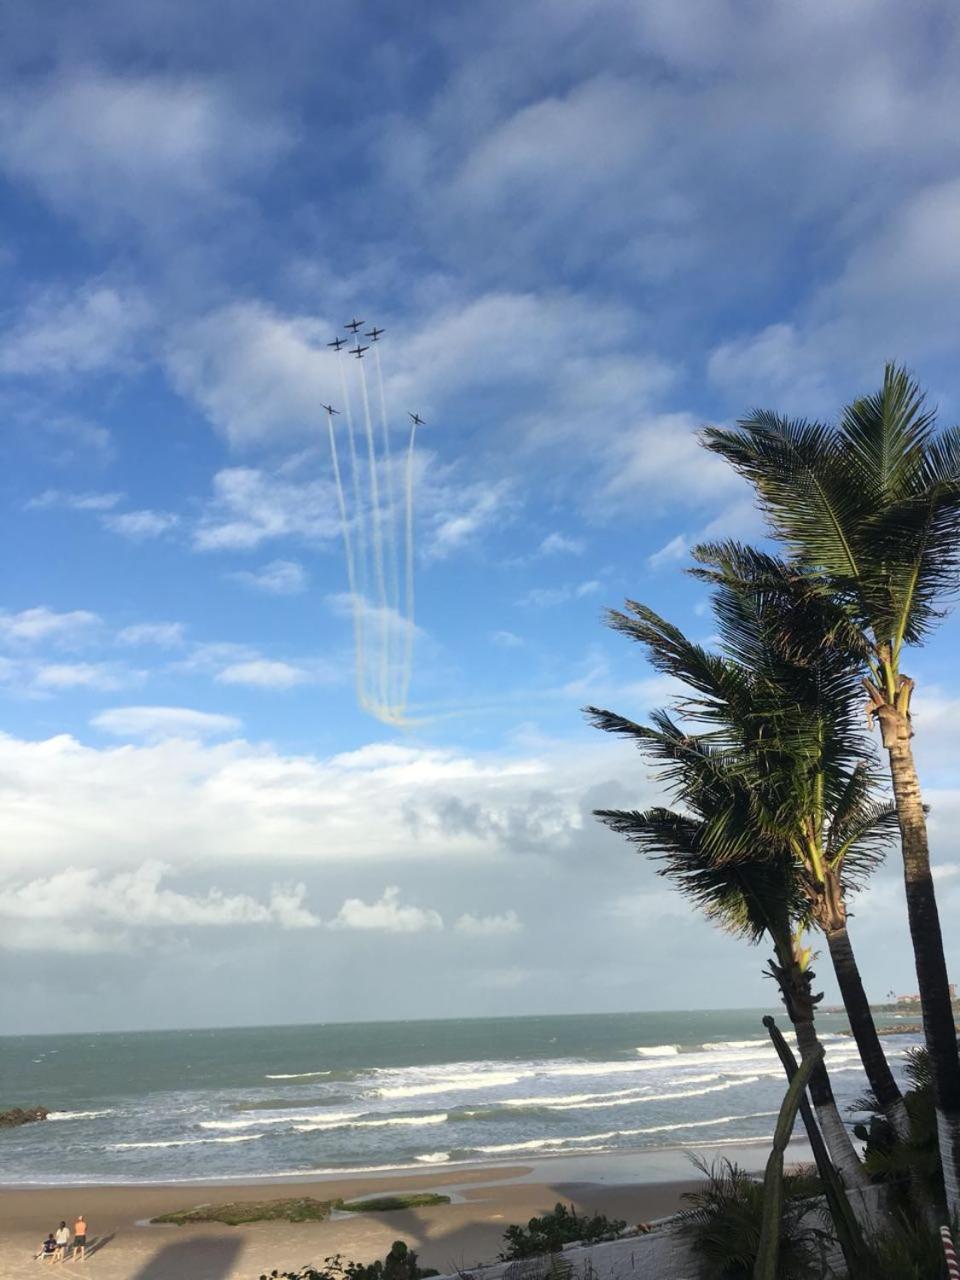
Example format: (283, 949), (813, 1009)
(0, 1106), (48, 1128)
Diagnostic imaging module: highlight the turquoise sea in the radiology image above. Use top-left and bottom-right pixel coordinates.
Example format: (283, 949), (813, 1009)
(0, 1009), (920, 1185)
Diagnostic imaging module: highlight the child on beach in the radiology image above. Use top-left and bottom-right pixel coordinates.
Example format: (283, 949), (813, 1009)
(35, 1232), (57, 1260)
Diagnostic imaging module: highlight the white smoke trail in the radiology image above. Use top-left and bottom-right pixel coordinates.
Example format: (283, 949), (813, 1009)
(356, 355), (390, 711)
(372, 342), (401, 706)
(336, 351), (370, 709)
(400, 413), (418, 711)
(324, 410), (367, 711)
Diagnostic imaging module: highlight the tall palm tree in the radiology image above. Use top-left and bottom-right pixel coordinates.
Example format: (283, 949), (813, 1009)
(702, 364), (960, 1212)
(689, 542), (910, 1141)
(589, 707), (867, 1187)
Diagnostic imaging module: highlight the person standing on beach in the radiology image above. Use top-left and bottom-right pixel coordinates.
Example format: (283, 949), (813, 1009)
(54, 1221), (70, 1261)
(72, 1214), (87, 1262)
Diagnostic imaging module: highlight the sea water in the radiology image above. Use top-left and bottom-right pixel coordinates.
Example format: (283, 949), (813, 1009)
(0, 1009), (919, 1185)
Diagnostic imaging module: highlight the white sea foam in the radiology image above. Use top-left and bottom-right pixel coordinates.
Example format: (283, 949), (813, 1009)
(635, 1044), (681, 1057)
(200, 1111), (359, 1131)
(377, 1071), (523, 1099)
(48, 1110), (114, 1121)
(415, 1152), (451, 1164)
(109, 1134), (263, 1150)
(471, 1111), (778, 1157)
(294, 1112), (448, 1133)
(265, 1071), (332, 1080)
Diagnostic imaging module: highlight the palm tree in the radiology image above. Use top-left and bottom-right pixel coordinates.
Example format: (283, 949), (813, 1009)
(589, 707), (867, 1187)
(689, 542), (910, 1142)
(702, 364), (960, 1212)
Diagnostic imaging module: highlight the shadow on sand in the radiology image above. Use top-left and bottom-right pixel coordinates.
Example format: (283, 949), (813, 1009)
(129, 1236), (243, 1280)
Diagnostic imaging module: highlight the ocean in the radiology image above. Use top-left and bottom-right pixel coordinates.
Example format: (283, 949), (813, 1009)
(0, 1009), (920, 1186)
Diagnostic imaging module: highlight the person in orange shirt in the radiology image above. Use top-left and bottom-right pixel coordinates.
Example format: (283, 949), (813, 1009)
(72, 1215), (87, 1262)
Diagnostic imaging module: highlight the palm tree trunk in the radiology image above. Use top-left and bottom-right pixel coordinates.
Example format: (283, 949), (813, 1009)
(793, 1009), (869, 1188)
(883, 716), (960, 1217)
(825, 924), (910, 1141)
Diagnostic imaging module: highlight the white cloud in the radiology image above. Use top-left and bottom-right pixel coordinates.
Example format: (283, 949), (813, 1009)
(166, 302), (331, 448)
(455, 910), (522, 937)
(0, 285), (148, 377)
(330, 886), (443, 934)
(92, 706), (241, 741)
(491, 630), (524, 649)
(102, 509), (180, 540)
(194, 467), (340, 551)
(517, 580), (600, 607)
(216, 659), (312, 690)
(26, 490), (124, 512)
(425, 479), (512, 560)
(116, 622), (186, 648)
(0, 71), (292, 233)
(539, 532), (584, 556)
(231, 559), (308, 595)
(0, 606), (99, 647)
(33, 663), (136, 693)
(0, 862), (320, 952)
(648, 533), (689, 570)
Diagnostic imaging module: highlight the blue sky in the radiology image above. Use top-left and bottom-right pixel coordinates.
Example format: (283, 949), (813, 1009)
(3, 1), (960, 1033)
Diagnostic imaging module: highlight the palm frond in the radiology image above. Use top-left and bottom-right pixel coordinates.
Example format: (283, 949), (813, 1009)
(701, 413), (866, 579)
(838, 363), (937, 503)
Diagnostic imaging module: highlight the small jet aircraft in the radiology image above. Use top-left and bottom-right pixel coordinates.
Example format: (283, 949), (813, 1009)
(321, 404), (340, 416)
(345, 318), (365, 333)
(365, 327), (385, 341)
(408, 412), (425, 426)
(327, 336), (346, 351)
(351, 344), (369, 359)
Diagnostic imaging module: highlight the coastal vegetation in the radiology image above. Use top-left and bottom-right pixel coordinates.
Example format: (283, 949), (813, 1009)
(497, 1203), (627, 1260)
(591, 364), (960, 1267)
(153, 1193), (449, 1226)
(261, 1240), (439, 1280)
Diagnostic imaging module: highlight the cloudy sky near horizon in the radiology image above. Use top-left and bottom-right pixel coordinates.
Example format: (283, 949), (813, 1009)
(4, 0), (960, 1035)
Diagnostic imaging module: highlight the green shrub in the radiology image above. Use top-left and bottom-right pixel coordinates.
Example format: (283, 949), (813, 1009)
(498, 1203), (626, 1260)
(339, 1194), (450, 1213)
(261, 1240), (439, 1280)
(678, 1158), (827, 1279)
(153, 1197), (335, 1226)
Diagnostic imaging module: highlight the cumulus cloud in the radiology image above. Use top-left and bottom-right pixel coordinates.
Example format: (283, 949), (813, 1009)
(0, 71), (293, 233)
(33, 662), (137, 692)
(102, 509), (180, 539)
(330, 886), (444, 934)
(26, 490), (124, 512)
(0, 284), (148, 377)
(455, 910), (522, 937)
(517, 580), (600, 607)
(230, 559), (308, 595)
(0, 606), (99, 647)
(215, 659), (312, 689)
(116, 622), (186, 648)
(194, 467), (340, 551)
(0, 862), (320, 952)
(91, 705), (242, 740)
(539, 532), (584, 556)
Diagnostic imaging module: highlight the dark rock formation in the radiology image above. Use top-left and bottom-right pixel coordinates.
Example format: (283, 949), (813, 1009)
(0, 1106), (49, 1128)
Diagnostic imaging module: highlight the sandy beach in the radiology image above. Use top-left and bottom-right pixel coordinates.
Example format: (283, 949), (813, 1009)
(0, 1160), (703, 1280)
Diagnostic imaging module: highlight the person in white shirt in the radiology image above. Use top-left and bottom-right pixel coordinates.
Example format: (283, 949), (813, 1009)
(53, 1222), (70, 1261)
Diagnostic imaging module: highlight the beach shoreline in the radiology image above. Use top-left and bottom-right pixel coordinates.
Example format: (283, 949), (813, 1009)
(0, 1141), (812, 1280)
(0, 1146), (783, 1280)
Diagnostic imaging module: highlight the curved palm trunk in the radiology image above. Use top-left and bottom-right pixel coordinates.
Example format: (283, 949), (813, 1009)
(882, 712), (960, 1217)
(825, 924), (910, 1140)
(792, 1015), (869, 1188)
(769, 944), (869, 1187)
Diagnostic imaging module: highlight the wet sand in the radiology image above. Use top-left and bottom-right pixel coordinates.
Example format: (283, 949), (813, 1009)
(0, 1162), (699, 1280)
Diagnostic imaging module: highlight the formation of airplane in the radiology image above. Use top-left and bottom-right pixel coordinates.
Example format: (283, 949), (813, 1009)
(321, 403), (340, 416)
(325, 325), (428, 428)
